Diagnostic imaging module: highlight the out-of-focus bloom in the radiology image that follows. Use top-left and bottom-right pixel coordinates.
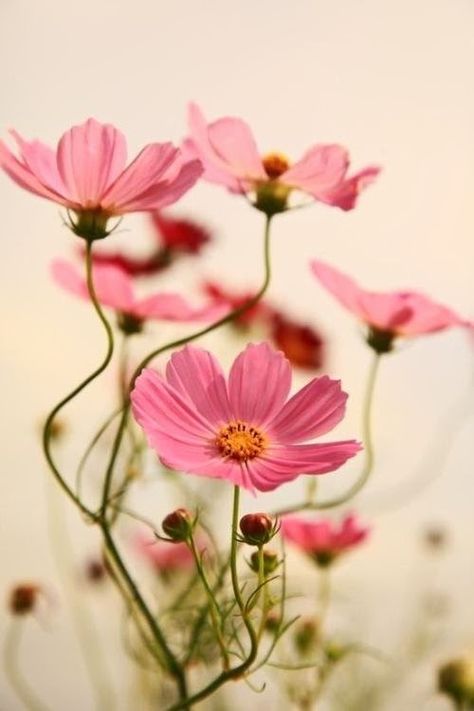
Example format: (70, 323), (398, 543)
(293, 617), (320, 655)
(134, 532), (194, 574)
(84, 558), (108, 585)
(281, 514), (369, 566)
(202, 280), (270, 329)
(131, 342), (361, 493)
(0, 118), (202, 240)
(270, 312), (325, 370)
(184, 103), (379, 215)
(423, 524), (449, 552)
(51, 259), (225, 333)
(249, 549), (279, 575)
(311, 260), (471, 353)
(438, 656), (474, 705)
(87, 211), (211, 276)
(8, 584), (41, 615)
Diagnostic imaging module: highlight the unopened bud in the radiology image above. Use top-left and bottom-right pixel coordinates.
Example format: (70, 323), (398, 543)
(239, 513), (274, 546)
(162, 508), (194, 542)
(294, 617), (319, 655)
(249, 549), (279, 576)
(8, 584), (40, 616)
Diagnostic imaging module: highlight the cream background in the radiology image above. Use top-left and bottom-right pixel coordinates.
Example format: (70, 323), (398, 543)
(1, 0), (474, 709)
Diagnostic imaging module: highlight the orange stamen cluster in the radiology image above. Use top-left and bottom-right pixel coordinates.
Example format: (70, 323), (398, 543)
(216, 420), (267, 461)
(262, 152), (290, 179)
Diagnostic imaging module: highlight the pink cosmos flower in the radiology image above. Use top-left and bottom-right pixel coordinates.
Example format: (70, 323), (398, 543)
(131, 343), (361, 493)
(281, 513), (369, 566)
(202, 280), (272, 328)
(0, 118), (203, 239)
(184, 103), (380, 213)
(51, 259), (225, 331)
(134, 532), (194, 574)
(311, 260), (470, 352)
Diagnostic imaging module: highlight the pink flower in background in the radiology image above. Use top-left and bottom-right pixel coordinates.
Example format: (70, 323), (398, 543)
(281, 514), (369, 566)
(89, 211), (212, 276)
(51, 259), (225, 331)
(311, 260), (470, 351)
(131, 342), (361, 493)
(134, 532), (194, 574)
(184, 103), (380, 212)
(202, 280), (271, 328)
(0, 118), (202, 237)
(270, 312), (325, 370)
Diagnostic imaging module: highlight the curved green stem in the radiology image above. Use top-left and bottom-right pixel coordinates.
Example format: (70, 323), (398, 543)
(167, 487), (260, 710)
(99, 213), (274, 518)
(187, 535), (230, 670)
(42, 242), (114, 518)
(273, 351), (382, 517)
(100, 524), (189, 704)
(4, 620), (51, 711)
(75, 407), (122, 499)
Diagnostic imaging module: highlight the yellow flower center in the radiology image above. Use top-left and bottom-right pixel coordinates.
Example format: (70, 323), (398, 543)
(262, 152), (290, 179)
(215, 420), (268, 461)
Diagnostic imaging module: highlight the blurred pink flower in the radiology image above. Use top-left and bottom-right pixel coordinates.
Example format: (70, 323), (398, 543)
(0, 118), (202, 236)
(281, 513), (369, 566)
(202, 280), (271, 328)
(51, 259), (225, 329)
(184, 103), (379, 212)
(134, 532), (194, 573)
(270, 312), (325, 370)
(311, 260), (470, 342)
(89, 211), (212, 276)
(131, 342), (361, 493)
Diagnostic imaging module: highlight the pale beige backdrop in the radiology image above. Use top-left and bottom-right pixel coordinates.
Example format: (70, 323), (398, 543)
(1, 1), (474, 709)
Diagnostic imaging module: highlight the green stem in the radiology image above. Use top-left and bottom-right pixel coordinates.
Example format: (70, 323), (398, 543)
(42, 241), (114, 518)
(4, 620), (51, 711)
(187, 535), (230, 670)
(166, 487), (260, 710)
(100, 213), (273, 518)
(273, 352), (381, 516)
(99, 523), (188, 704)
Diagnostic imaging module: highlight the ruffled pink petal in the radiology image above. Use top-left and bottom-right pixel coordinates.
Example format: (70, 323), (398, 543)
(0, 138), (72, 206)
(207, 117), (266, 181)
(51, 259), (135, 313)
(131, 368), (216, 445)
(10, 131), (69, 199)
(184, 104), (248, 192)
(165, 346), (232, 426)
(101, 143), (179, 213)
(228, 343), (291, 426)
(264, 440), (361, 474)
(115, 158), (203, 212)
(56, 118), (127, 208)
(311, 260), (372, 323)
(282, 145), (349, 196)
(397, 292), (466, 335)
(316, 166), (381, 211)
(267, 376), (348, 444)
(136, 294), (226, 322)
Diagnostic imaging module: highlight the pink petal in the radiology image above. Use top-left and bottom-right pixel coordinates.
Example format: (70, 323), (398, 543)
(10, 131), (68, 199)
(267, 376), (348, 444)
(0, 138), (71, 206)
(207, 117), (267, 181)
(228, 343), (291, 426)
(398, 292), (466, 335)
(316, 166), (381, 211)
(116, 158), (203, 212)
(51, 259), (135, 313)
(131, 368), (216, 444)
(282, 144), (349, 196)
(165, 346), (232, 426)
(136, 294), (226, 322)
(57, 118), (127, 208)
(311, 260), (369, 322)
(264, 440), (362, 475)
(101, 143), (179, 212)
